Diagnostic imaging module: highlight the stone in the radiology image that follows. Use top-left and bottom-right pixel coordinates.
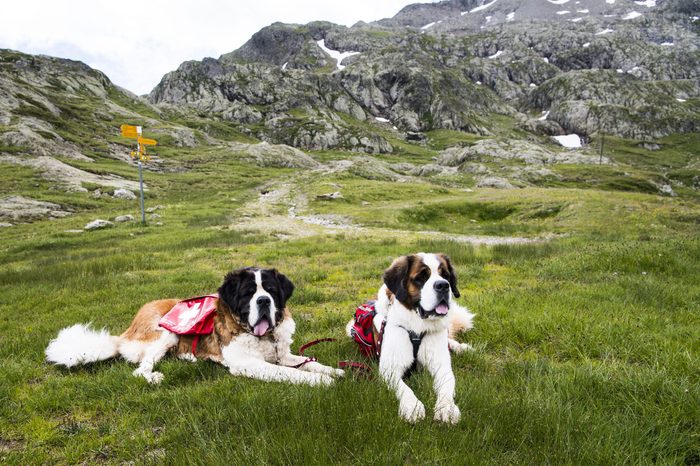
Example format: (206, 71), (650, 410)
(658, 184), (677, 197)
(84, 219), (114, 230)
(0, 222), (13, 227)
(477, 176), (516, 189)
(0, 195), (71, 221)
(113, 188), (137, 200)
(114, 215), (134, 222)
(316, 191), (344, 200)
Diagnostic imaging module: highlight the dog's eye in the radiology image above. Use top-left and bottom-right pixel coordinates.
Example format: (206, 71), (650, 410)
(439, 268), (450, 279)
(413, 269), (430, 284)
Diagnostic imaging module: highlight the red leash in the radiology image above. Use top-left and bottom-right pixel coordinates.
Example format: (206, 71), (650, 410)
(291, 338), (373, 376)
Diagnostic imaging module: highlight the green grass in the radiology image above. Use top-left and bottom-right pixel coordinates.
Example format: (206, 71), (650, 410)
(2, 78), (700, 463)
(1, 147), (699, 464)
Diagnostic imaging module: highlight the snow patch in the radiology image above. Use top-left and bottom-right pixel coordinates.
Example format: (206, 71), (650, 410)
(596, 28), (614, 35)
(529, 83), (537, 88)
(375, 117), (390, 123)
(488, 50), (504, 59)
(538, 110), (550, 121)
(570, 17), (583, 22)
(476, 81), (482, 85)
(616, 69), (624, 73)
(622, 11), (642, 19)
(316, 39), (360, 71)
(421, 22), (436, 30)
(281, 62), (288, 70)
(506, 12), (515, 21)
(605, 0), (615, 4)
(543, 57), (550, 63)
(553, 134), (582, 148)
(577, 8), (589, 12)
(634, 0), (655, 6)
(660, 42), (674, 46)
(470, 0), (499, 12)
(676, 98), (687, 102)
(557, 10), (571, 14)
(583, 42), (590, 47)
(546, 0), (570, 5)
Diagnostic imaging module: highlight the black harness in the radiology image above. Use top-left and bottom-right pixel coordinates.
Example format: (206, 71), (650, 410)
(400, 326), (426, 377)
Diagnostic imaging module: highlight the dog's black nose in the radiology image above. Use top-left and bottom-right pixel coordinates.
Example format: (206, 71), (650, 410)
(434, 280), (449, 293)
(256, 296), (271, 307)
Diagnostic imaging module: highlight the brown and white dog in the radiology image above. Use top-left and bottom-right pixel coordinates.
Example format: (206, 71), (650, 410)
(357, 253), (474, 423)
(46, 267), (344, 386)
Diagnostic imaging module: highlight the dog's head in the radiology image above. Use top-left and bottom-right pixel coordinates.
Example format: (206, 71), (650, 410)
(383, 253), (460, 319)
(218, 267), (295, 337)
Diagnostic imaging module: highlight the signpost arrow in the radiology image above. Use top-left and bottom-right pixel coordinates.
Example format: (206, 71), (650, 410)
(120, 124), (139, 138)
(138, 137), (157, 146)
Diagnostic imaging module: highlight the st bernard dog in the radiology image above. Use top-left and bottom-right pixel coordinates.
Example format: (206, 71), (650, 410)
(353, 253), (474, 424)
(46, 267), (344, 386)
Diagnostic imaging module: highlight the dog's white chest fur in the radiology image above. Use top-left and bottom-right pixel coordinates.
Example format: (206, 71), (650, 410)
(223, 317), (296, 364)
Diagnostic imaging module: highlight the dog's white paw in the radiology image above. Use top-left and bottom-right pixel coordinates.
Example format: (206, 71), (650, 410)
(399, 397), (426, 423)
(434, 402), (461, 424)
(133, 369), (164, 384)
(308, 374), (334, 386)
(332, 368), (345, 378)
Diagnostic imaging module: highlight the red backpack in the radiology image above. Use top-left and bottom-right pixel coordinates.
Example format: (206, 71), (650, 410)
(348, 301), (385, 359)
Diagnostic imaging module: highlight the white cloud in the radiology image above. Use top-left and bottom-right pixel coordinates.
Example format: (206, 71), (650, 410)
(0, 0), (427, 95)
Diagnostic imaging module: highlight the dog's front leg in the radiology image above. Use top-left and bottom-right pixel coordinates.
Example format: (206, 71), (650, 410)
(279, 353), (345, 378)
(422, 335), (460, 424)
(379, 328), (425, 423)
(222, 345), (333, 386)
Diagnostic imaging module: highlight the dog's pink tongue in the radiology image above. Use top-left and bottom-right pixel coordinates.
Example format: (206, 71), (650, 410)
(253, 320), (270, 336)
(435, 303), (449, 315)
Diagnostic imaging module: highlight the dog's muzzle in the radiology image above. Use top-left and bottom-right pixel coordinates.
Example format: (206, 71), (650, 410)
(253, 296), (273, 336)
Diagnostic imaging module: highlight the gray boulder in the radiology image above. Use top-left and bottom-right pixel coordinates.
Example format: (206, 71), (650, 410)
(113, 189), (137, 200)
(84, 219), (114, 230)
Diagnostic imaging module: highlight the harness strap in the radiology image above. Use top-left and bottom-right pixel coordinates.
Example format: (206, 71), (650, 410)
(191, 334), (201, 355)
(407, 330), (426, 361)
(290, 337), (374, 376)
(399, 327), (426, 376)
(339, 360), (373, 376)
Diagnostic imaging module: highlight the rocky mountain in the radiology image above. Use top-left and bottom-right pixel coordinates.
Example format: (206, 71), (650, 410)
(149, 0), (699, 152)
(0, 0), (698, 225)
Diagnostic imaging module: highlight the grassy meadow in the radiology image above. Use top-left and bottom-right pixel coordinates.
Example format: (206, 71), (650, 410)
(1, 135), (699, 464)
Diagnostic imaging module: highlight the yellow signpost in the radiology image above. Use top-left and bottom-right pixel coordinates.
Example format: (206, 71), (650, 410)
(119, 124), (157, 224)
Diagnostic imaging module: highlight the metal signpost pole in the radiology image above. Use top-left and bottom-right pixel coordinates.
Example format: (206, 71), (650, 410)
(137, 126), (145, 224)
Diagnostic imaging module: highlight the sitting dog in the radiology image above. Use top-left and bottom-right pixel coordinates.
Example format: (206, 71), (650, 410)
(351, 253), (474, 423)
(46, 267), (344, 386)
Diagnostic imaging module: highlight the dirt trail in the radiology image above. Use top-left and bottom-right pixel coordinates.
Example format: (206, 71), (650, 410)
(230, 177), (545, 245)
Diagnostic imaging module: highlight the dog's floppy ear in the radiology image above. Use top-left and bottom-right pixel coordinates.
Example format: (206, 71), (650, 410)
(440, 254), (460, 298)
(272, 269), (295, 308)
(383, 255), (415, 303)
(218, 268), (247, 312)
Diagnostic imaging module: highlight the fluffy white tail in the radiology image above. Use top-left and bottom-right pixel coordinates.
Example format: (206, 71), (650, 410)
(45, 324), (120, 367)
(449, 304), (475, 337)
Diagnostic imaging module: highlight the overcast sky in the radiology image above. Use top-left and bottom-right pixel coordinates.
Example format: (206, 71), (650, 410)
(0, 1), (429, 95)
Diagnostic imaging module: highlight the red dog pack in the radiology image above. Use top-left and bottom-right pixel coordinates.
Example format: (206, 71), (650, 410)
(159, 294), (219, 352)
(348, 301), (385, 358)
